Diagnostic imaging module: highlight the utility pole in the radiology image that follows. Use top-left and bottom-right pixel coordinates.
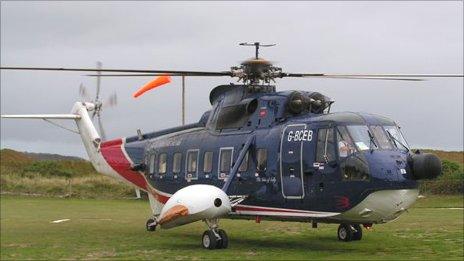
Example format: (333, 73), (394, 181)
(182, 75), (186, 125)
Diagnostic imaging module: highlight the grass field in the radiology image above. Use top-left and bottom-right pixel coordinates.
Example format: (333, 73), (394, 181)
(1, 195), (463, 260)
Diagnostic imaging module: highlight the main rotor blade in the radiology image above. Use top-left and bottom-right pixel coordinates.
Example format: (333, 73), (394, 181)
(86, 73), (228, 77)
(310, 76), (424, 81)
(0, 66), (231, 76)
(285, 73), (464, 78)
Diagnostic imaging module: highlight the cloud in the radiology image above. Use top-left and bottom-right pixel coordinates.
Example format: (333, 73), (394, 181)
(1, 2), (463, 157)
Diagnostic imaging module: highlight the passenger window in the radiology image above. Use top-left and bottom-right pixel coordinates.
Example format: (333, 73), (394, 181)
(316, 128), (336, 162)
(219, 148), (233, 179)
(203, 151), (213, 173)
(186, 150), (199, 173)
(158, 153), (167, 174)
(256, 149), (267, 171)
(173, 153), (182, 174)
(239, 152), (249, 172)
(186, 150), (199, 180)
(149, 154), (156, 174)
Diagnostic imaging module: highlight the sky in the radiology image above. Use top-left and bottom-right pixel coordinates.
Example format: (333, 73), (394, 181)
(1, 1), (463, 158)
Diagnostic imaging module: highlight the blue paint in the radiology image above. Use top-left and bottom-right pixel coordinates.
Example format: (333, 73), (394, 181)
(123, 85), (418, 215)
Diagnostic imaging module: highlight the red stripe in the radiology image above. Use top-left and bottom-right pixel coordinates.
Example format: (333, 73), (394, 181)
(101, 138), (123, 148)
(100, 138), (147, 190)
(147, 187), (170, 204)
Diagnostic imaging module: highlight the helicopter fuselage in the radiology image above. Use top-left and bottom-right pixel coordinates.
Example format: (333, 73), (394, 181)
(99, 85), (425, 225)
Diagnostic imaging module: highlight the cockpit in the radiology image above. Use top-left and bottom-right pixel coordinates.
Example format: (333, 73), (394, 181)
(337, 124), (409, 155)
(310, 112), (413, 182)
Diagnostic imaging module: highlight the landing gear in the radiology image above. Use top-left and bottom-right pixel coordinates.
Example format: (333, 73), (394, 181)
(146, 218), (158, 232)
(202, 219), (229, 249)
(352, 224), (363, 240)
(337, 224), (362, 242)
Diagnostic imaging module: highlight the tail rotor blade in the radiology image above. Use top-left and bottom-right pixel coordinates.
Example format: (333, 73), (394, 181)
(95, 61), (102, 101)
(79, 84), (92, 101)
(104, 93), (118, 108)
(97, 114), (106, 141)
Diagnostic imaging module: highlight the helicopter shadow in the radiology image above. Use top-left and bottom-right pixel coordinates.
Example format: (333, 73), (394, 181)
(176, 232), (359, 253)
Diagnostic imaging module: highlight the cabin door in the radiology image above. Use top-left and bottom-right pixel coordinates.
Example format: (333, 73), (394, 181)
(280, 124), (311, 199)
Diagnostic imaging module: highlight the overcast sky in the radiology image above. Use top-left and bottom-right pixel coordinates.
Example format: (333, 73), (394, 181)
(1, 1), (463, 158)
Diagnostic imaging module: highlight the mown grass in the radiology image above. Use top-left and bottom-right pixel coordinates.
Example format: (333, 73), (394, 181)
(1, 195), (462, 260)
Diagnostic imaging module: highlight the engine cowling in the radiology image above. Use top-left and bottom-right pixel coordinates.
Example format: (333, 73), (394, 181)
(409, 152), (442, 180)
(158, 184), (231, 229)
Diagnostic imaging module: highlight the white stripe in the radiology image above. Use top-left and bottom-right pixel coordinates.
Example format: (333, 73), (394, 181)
(236, 204), (339, 215)
(231, 210), (339, 218)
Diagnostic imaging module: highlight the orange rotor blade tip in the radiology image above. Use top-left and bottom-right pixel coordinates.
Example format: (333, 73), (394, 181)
(132, 75), (172, 98)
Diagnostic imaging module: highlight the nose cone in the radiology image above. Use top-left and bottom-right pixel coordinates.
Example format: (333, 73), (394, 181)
(410, 153), (442, 180)
(158, 185), (231, 229)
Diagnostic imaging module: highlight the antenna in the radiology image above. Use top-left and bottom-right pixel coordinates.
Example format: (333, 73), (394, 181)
(239, 42), (276, 59)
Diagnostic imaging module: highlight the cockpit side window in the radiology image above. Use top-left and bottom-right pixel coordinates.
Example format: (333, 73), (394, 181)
(316, 128), (336, 163)
(370, 125), (393, 150)
(336, 126), (356, 159)
(336, 126), (370, 181)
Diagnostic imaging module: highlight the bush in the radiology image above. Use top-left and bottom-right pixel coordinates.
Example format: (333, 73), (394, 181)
(440, 160), (463, 180)
(420, 180), (463, 195)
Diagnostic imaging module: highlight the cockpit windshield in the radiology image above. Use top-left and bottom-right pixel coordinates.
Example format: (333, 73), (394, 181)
(346, 125), (373, 151)
(383, 125), (409, 152)
(337, 124), (410, 154)
(370, 125), (393, 150)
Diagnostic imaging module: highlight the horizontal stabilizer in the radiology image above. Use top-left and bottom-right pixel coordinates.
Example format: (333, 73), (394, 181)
(1, 114), (80, 119)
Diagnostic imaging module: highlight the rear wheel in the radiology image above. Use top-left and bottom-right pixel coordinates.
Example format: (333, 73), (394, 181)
(338, 224), (353, 242)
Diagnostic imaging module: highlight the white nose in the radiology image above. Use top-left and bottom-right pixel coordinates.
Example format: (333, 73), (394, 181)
(335, 189), (418, 223)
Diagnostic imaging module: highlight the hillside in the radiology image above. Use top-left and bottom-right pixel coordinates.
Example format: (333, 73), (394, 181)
(421, 149), (463, 164)
(23, 151), (85, 161)
(0, 148), (135, 199)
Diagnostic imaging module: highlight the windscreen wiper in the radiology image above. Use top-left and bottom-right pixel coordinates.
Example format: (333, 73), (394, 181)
(386, 130), (409, 152)
(367, 130), (377, 153)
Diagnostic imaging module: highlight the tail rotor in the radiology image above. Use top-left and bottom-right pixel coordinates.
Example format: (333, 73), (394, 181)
(78, 62), (117, 141)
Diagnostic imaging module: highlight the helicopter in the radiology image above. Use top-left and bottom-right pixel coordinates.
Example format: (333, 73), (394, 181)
(1, 42), (461, 249)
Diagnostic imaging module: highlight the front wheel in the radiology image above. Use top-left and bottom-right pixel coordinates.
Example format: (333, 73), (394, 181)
(352, 224), (362, 240)
(338, 224), (353, 242)
(202, 230), (219, 250)
(217, 229), (229, 249)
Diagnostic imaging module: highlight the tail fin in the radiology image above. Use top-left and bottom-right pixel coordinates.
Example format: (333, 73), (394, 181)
(1, 102), (121, 181)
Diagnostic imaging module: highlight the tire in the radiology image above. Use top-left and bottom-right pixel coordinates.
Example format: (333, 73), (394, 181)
(352, 224), (362, 241)
(217, 229), (229, 249)
(146, 219), (156, 232)
(202, 230), (219, 250)
(338, 224), (353, 242)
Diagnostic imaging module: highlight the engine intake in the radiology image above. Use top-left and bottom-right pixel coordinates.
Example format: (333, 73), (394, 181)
(409, 152), (442, 180)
